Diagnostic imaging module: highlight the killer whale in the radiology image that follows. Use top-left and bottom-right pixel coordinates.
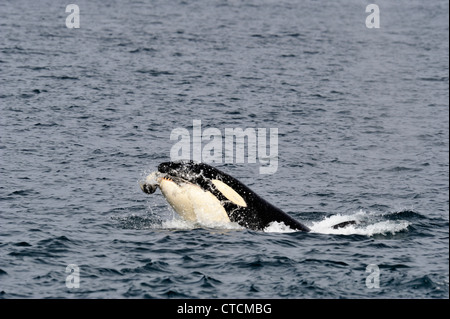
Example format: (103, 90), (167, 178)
(140, 160), (311, 231)
(140, 161), (357, 231)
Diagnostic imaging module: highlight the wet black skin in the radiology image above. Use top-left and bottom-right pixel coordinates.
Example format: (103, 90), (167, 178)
(332, 220), (357, 229)
(156, 160), (311, 232)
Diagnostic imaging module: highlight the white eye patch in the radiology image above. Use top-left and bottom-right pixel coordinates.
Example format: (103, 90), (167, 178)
(212, 179), (247, 207)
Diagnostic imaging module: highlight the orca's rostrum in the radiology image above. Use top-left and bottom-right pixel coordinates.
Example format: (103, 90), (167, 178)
(140, 160), (311, 231)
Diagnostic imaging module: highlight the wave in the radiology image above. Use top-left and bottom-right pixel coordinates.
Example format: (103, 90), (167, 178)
(262, 209), (418, 235)
(117, 208), (417, 236)
(161, 218), (244, 231)
(113, 213), (244, 231)
(263, 221), (298, 233)
(309, 209), (412, 236)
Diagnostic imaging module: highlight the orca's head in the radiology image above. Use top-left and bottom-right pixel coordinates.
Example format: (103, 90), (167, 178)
(140, 161), (236, 224)
(157, 160), (220, 183)
(157, 161), (249, 208)
(158, 160), (195, 175)
(140, 161), (212, 195)
(141, 161), (249, 209)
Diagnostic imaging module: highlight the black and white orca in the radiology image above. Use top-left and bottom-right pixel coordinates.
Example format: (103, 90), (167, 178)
(140, 160), (311, 231)
(140, 161), (356, 231)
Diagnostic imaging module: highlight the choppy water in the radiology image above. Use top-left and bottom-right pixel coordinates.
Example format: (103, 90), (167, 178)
(0, 0), (448, 299)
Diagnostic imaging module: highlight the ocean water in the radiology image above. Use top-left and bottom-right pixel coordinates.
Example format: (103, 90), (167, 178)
(0, 0), (448, 299)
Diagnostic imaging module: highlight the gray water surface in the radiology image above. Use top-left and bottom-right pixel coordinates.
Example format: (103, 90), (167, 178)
(0, 0), (448, 298)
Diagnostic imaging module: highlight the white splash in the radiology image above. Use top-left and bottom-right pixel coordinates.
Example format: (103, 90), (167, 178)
(160, 215), (244, 231)
(160, 217), (197, 230)
(262, 210), (410, 236)
(142, 170), (164, 186)
(263, 221), (297, 233)
(309, 210), (411, 236)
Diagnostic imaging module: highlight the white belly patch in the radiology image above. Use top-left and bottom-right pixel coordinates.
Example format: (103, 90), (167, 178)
(159, 178), (231, 225)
